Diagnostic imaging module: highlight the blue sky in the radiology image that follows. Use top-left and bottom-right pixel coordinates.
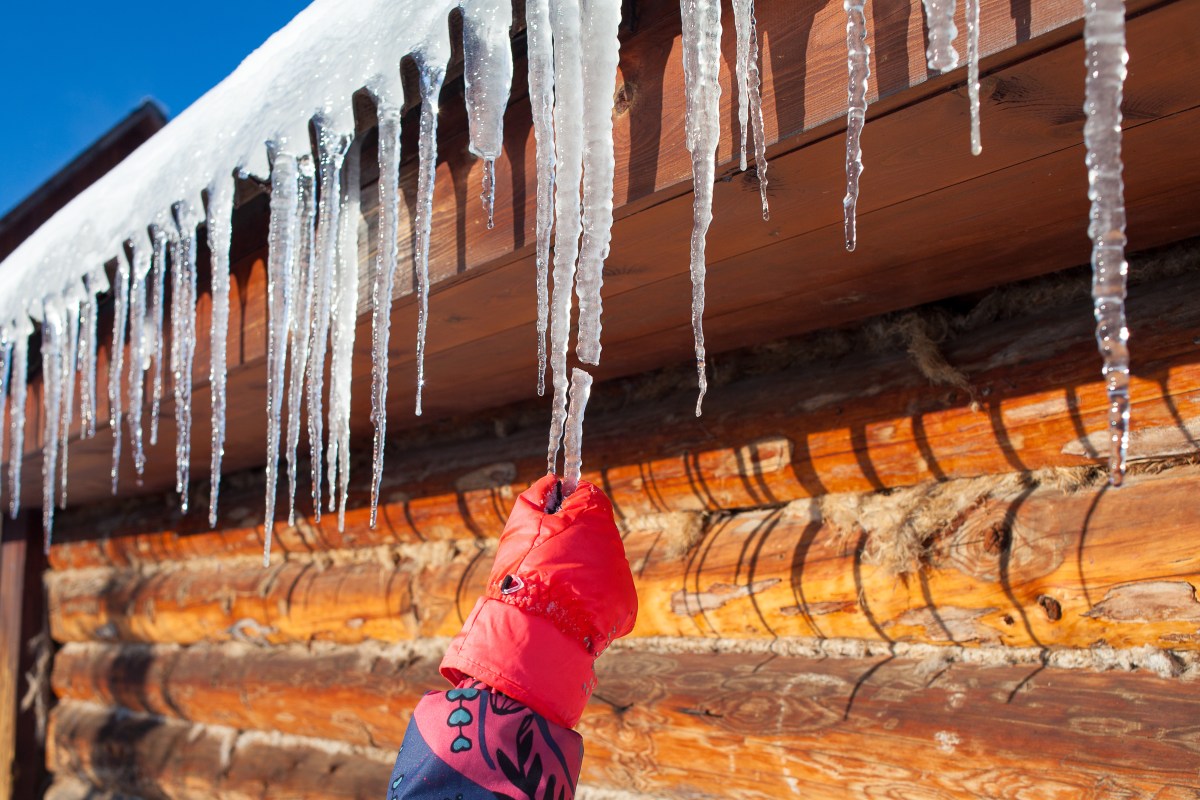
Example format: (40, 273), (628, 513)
(0, 1), (312, 216)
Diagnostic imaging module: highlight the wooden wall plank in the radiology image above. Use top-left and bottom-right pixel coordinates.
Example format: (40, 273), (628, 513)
(48, 260), (1200, 571)
(50, 643), (1200, 799)
(47, 466), (1200, 651)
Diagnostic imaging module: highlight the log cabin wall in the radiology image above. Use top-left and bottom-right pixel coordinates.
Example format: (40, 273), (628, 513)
(10, 0), (1200, 796)
(42, 240), (1200, 798)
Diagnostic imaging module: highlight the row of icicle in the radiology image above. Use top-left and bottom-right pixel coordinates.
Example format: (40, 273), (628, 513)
(0, 0), (1132, 562)
(839, 0), (1129, 482)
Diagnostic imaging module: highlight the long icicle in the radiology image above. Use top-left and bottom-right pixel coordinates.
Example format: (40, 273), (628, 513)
(147, 230), (168, 445)
(0, 335), (9, 510)
(58, 303), (79, 509)
(526, 0), (556, 396)
(546, 0), (584, 473)
(264, 152), (301, 564)
(78, 278), (99, 440)
(843, 0), (871, 252)
(462, 0), (514, 230)
(413, 40), (450, 418)
(171, 207), (199, 512)
(368, 104), (402, 529)
(679, 0), (722, 416)
(109, 252), (132, 494)
(127, 243), (150, 476)
(40, 304), (65, 545)
(286, 157), (317, 526)
(1083, 0), (1130, 485)
(9, 327), (28, 519)
(574, 0), (622, 367)
(965, 0), (982, 155)
(207, 180), (234, 527)
(561, 367), (593, 495)
(307, 123), (352, 523)
(328, 138), (362, 531)
(732, 0), (770, 219)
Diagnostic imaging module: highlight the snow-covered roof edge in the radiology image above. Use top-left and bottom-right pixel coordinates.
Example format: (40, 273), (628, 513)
(0, 0), (459, 329)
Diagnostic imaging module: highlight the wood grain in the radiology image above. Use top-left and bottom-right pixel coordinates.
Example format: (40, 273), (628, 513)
(48, 466), (1200, 651)
(51, 642), (440, 749)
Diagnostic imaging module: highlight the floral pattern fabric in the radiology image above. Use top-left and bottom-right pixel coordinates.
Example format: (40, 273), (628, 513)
(387, 681), (583, 800)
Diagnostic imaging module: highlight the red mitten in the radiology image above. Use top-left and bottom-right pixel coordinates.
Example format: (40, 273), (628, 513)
(440, 474), (638, 728)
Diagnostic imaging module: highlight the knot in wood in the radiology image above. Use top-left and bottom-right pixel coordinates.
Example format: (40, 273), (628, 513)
(983, 523), (1011, 555)
(1037, 594), (1063, 622)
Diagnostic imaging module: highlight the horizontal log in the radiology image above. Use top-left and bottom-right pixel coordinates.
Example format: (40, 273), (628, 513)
(47, 254), (1200, 571)
(51, 641), (443, 748)
(16, 0), (1198, 514)
(52, 641), (1200, 798)
(47, 700), (391, 800)
(48, 466), (1200, 650)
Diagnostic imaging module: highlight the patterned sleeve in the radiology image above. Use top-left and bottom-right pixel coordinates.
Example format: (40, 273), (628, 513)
(387, 680), (584, 800)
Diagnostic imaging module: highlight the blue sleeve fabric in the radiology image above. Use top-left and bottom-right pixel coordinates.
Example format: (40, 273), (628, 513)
(387, 681), (584, 800)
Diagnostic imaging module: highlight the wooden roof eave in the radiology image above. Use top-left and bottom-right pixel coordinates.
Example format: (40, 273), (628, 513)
(11, 0), (1200, 508)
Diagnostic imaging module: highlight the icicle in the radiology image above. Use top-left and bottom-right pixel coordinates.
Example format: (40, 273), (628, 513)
(679, 0), (722, 416)
(368, 105), (402, 529)
(9, 328), (28, 519)
(0, 336), (10, 510)
(413, 40), (450, 417)
(574, 0), (622, 367)
(109, 253), (131, 494)
(965, 0), (982, 155)
(78, 282), (99, 440)
(1083, 0), (1130, 486)
(843, 0), (871, 252)
(127, 243), (150, 476)
(526, 0), (556, 396)
(207, 180), (234, 528)
(462, 0), (514, 230)
(147, 231), (168, 445)
(171, 208), (199, 511)
(58, 305), (78, 509)
(922, 0), (959, 72)
(327, 138), (362, 531)
(264, 152), (302, 563)
(306, 123), (352, 523)
(40, 304), (65, 544)
(286, 157), (317, 526)
(546, 0), (585, 473)
(732, 0), (770, 219)
(560, 367), (593, 496)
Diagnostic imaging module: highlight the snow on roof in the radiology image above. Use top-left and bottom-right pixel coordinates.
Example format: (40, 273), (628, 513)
(0, 0), (457, 328)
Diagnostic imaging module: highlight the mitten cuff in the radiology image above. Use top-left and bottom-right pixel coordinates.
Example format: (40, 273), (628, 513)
(440, 596), (595, 729)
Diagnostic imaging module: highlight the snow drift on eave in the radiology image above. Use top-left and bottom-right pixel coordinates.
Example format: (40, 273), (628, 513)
(0, 0), (454, 330)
